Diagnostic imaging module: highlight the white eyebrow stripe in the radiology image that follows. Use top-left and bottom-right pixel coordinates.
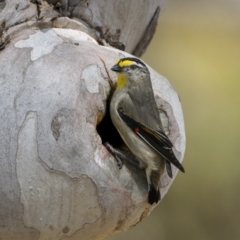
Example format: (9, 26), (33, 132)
(131, 62), (143, 67)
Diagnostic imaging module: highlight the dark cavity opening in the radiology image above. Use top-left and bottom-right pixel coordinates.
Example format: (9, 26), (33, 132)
(97, 101), (123, 147)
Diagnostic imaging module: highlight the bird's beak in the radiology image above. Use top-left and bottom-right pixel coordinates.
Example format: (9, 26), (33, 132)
(111, 64), (122, 72)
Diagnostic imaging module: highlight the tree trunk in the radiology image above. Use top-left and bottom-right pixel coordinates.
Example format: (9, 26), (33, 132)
(0, 1), (185, 239)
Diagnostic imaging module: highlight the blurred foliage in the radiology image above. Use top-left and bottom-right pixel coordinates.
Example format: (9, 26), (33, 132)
(109, 0), (240, 239)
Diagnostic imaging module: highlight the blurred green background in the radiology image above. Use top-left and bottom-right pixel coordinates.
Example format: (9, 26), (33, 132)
(109, 0), (240, 239)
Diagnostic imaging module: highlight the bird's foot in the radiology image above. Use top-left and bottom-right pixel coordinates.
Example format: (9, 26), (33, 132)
(104, 142), (145, 170)
(104, 142), (124, 169)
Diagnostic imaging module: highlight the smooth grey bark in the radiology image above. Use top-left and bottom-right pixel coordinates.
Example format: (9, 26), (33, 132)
(0, 1), (186, 240)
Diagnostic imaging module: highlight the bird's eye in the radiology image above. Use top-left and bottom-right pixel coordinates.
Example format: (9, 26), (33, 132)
(130, 65), (136, 70)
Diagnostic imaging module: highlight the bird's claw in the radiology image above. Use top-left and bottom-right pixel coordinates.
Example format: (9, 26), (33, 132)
(115, 156), (123, 169)
(104, 142), (124, 169)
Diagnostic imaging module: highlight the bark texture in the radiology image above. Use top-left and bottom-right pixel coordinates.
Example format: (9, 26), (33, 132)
(0, 1), (186, 240)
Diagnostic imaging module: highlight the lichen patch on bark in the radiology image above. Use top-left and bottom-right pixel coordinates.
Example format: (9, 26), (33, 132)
(53, 28), (97, 45)
(16, 111), (102, 240)
(14, 29), (63, 61)
(13, 28), (98, 61)
(81, 64), (104, 94)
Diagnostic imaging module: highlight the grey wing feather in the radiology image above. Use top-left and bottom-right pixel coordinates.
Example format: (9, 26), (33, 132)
(117, 96), (185, 174)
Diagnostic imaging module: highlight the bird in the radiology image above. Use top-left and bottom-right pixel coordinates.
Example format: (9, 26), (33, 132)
(107, 57), (185, 205)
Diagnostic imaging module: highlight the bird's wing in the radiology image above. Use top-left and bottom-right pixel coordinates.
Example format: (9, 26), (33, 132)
(117, 107), (185, 174)
(165, 161), (173, 178)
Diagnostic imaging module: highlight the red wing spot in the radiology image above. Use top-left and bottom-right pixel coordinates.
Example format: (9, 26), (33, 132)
(134, 126), (139, 133)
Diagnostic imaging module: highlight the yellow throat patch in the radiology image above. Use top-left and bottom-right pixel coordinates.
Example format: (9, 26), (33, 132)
(116, 73), (127, 89)
(115, 59), (134, 89)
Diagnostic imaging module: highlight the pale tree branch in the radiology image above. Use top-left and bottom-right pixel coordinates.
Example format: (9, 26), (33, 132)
(0, 1), (186, 239)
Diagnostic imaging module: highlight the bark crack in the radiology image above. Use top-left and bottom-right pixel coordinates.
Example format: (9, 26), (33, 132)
(132, 6), (160, 57)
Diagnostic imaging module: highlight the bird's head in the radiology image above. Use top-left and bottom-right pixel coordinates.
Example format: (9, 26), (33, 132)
(111, 57), (149, 89)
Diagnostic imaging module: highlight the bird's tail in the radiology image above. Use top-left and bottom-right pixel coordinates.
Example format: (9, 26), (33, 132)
(148, 183), (160, 204)
(147, 169), (161, 205)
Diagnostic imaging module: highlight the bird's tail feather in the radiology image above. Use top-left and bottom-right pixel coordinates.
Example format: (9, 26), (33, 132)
(148, 184), (160, 204)
(148, 170), (161, 204)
